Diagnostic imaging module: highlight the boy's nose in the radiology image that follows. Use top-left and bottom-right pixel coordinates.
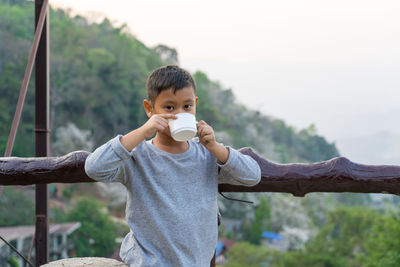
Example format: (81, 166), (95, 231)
(174, 108), (184, 114)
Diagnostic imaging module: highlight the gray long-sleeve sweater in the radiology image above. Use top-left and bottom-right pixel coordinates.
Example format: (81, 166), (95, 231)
(84, 135), (261, 267)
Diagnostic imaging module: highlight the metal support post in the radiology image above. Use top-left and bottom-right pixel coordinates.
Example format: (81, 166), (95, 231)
(34, 0), (50, 265)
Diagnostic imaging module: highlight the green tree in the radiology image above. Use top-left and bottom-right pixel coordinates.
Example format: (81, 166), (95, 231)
(225, 242), (271, 267)
(66, 198), (117, 257)
(272, 249), (350, 267)
(7, 256), (20, 267)
(0, 186), (34, 226)
(243, 196), (271, 245)
(272, 206), (383, 267)
(333, 193), (372, 207)
(359, 209), (400, 266)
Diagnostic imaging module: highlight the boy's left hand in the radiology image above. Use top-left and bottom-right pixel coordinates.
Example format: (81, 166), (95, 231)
(197, 120), (229, 163)
(197, 120), (217, 150)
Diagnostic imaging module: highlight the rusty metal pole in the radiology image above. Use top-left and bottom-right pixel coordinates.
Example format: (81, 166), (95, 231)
(34, 0), (50, 265)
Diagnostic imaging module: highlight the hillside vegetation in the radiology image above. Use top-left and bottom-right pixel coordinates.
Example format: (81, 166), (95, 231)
(0, 0), (338, 163)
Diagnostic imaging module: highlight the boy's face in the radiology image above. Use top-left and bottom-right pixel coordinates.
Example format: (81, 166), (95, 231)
(144, 86), (198, 137)
(147, 86), (197, 116)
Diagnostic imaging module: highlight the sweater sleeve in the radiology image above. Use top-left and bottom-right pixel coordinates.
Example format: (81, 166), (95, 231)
(217, 146), (261, 186)
(84, 135), (137, 185)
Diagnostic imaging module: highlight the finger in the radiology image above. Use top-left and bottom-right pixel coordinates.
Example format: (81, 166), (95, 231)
(199, 129), (209, 139)
(159, 113), (178, 120)
(199, 122), (212, 132)
(153, 117), (172, 128)
(153, 123), (166, 132)
(154, 116), (170, 124)
(158, 120), (170, 129)
(197, 122), (209, 132)
(153, 119), (169, 130)
(196, 123), (203, 134)
(202, 133), (214, 142)
(196, 120), (206, 128)
(197, 125), (208, 137)
(200, 125), (213, 136)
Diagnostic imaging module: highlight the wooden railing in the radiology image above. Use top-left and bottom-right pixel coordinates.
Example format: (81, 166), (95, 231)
(2, 148), (400, 196)
(3, 147), (400, 266)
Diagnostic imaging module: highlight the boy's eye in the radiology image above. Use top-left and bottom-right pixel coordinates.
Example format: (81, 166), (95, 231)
(184, 104), (192, 109)
(165, 106), (174, 111)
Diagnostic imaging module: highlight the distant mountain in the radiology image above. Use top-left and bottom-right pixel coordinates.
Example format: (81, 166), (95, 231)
(336, 131), (400, 165)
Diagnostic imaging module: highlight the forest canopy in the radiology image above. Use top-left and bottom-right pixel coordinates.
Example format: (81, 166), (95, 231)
(0, 0), (338, 163)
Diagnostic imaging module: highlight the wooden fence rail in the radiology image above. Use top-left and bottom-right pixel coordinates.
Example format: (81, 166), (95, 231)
(1, 148), (400, 197)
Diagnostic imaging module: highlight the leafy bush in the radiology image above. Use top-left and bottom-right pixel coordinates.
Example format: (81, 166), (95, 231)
(66, 198), (117, 257)
(0, 186), (34, 226)
(225, 242), (271, 267)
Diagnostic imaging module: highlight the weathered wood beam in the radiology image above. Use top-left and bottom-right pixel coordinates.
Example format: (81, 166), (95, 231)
(0, 151), (93, 185)
(221, 148), (400, 196)
(1, 149), (400, 197)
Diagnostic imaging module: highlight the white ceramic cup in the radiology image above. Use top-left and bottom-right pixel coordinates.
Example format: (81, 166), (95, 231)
(168, 113), (197, 141)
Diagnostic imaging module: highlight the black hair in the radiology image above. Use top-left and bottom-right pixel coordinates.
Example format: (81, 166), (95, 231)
(146, 65), (196, 103)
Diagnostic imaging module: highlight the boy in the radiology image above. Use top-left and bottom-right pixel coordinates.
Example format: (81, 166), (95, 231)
(85, 65), (261, 266)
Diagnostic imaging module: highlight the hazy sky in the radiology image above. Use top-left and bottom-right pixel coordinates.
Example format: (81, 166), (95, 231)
(50, 0), (400, 147)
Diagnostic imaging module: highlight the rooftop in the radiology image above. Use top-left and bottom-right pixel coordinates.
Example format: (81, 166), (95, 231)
(0, 222), (81, 247)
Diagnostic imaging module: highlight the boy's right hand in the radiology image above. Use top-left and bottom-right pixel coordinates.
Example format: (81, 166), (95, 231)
(141, 114), (177, 139)
(121, 113), (177, 152)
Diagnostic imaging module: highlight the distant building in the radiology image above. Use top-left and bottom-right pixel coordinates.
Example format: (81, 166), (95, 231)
(215, 238), (236, 266)
(0, 222), (81, 266)
(261, 231), (285, 251)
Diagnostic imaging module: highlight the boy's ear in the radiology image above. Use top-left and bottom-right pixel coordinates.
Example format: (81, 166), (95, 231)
(143, 99), (153, 118)
(195, 96), (198, 104)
